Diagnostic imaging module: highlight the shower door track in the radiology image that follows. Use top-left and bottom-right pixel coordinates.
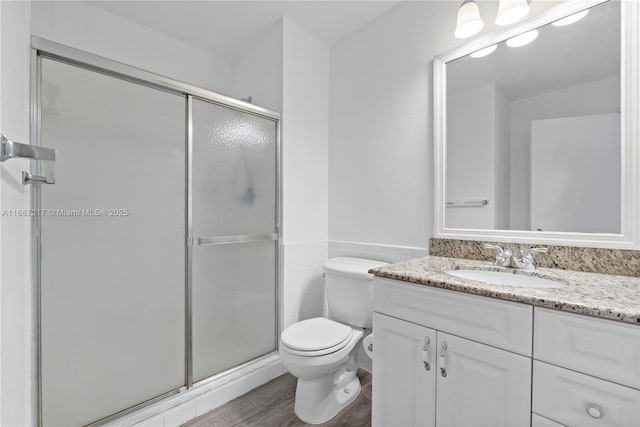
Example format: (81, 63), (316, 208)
(30, 36), (282, 427)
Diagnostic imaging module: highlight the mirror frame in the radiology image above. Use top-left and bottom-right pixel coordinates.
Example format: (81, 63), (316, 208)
(433, 0), (640, 249)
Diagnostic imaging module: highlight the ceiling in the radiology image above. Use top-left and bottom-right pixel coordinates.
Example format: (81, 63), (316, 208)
(91, 0), (399, 59)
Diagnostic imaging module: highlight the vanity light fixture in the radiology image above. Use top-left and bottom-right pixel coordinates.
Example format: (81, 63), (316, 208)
(455, 0), (484, 39)
(552, 9), (589, 26)
(470, 44), (498, 58)
(506, 29), (539, 47)
(495, 0), (531, 26)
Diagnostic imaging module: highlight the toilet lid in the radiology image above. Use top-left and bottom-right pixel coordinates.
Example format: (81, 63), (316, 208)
(281, 317), (352, 352)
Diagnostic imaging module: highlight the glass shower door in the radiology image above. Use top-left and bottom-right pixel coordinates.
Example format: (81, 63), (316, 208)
(191, 98), (278, 382)
(40, 58), (186, 426)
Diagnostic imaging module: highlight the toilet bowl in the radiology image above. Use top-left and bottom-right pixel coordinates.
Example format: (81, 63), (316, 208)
(280, 317), (364, 423)
(279, 257), (388, 424)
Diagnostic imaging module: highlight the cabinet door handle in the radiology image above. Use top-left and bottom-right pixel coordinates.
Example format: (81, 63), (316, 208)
(422, 337), (431, 371)
(439, 341), (448, 377)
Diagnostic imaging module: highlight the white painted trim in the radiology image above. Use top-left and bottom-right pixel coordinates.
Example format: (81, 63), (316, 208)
(433, 0), (640, 250)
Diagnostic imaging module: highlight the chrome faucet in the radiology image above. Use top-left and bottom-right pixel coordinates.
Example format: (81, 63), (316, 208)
(484, 244), (548, 270)
(511, 247), (548, 270)
(484, 244), (513, 267)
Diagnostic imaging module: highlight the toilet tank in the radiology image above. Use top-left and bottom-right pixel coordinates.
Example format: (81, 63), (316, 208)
(324, 257), (388, 328)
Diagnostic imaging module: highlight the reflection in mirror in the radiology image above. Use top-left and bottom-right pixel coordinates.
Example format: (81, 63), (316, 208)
(445, 0), (620, 234)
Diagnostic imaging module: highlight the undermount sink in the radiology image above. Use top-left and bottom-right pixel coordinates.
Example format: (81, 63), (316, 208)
(445, 269), (566, 289)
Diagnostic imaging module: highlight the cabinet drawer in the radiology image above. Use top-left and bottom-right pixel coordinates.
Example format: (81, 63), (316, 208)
(533, 361), (640, 427)
(373, 277), (532, 355)
(534, 308), (640, 388)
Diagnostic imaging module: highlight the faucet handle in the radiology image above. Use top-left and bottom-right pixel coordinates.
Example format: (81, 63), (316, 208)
(516, 247), (548, 270)
(484, 244), (512, 267)
(523, 247), (548, 257)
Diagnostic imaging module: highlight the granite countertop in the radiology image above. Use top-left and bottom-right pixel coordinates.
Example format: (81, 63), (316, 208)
(369, 256), (640, 325)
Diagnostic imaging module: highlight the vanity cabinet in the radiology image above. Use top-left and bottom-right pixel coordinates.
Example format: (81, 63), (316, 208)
(373, 278), (532, 427)
(373, 277), (640, 426)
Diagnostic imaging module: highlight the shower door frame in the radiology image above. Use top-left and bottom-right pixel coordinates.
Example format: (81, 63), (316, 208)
(30, 36), (282, 427)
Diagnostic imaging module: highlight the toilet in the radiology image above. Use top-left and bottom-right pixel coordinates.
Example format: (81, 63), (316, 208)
(279, 257), (388, 424)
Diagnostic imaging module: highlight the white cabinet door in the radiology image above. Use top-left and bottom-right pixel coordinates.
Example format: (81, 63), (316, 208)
(373, 313), (436, 427)
(436, 332), (531, 427)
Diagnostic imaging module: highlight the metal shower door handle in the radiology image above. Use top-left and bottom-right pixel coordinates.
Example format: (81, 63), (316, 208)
(0, 134), (56, 162)
(22, 171), (55, 185)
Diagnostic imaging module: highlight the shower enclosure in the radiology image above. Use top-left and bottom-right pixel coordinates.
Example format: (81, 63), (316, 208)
(32, 38), (279, 426)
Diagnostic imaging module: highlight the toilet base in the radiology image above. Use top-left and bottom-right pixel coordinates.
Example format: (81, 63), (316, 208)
(293, 371), (361, 424)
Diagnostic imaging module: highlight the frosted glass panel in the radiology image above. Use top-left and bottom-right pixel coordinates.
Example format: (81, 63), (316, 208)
(192, 241), (277, 381)
(192, 98), (278, 382)
(40, 59), (186, 426)
(192, 99), (277, 236)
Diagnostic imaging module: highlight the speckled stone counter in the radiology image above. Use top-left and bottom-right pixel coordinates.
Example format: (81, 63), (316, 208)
(369, 256), (640, 325)
(429, 238), (640, 277)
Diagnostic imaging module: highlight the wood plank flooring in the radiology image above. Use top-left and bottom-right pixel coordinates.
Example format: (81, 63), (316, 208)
(183, 370), (372, 427)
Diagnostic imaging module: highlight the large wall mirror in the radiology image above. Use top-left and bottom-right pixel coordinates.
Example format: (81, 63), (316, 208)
(434, 0), (640, 249)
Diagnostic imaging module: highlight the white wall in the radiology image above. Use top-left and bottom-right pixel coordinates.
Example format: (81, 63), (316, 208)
(281, 19), (330, 328)
(509, 76), (620, 229)
(446, 82), (510, 230)
(447, 83), (497, 229)
(0, 2), (33, 425)
(530, 113), (621, 233)
(30, 1), (232, 94)
(228, 22), (283, 113)
(329, 0), (567, 252)
(494, 84), (511, 230)
(329, 1), (462, 253)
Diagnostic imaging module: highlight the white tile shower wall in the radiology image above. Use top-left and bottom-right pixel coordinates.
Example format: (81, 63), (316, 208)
(0, 1), (33, 425)
(283, 241), (328, 329)
(107, 355), (286, 427)
(30, 1), (232, 94)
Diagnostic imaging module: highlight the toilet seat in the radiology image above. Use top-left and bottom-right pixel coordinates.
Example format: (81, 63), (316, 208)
(281, 318), (353, 356)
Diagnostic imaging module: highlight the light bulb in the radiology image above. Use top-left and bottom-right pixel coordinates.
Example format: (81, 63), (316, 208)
(455, 1), (484, 39)
(496, 0), (530, 26)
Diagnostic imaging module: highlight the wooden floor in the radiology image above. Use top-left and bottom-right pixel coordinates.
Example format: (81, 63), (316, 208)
(183, 370), (372, 427)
